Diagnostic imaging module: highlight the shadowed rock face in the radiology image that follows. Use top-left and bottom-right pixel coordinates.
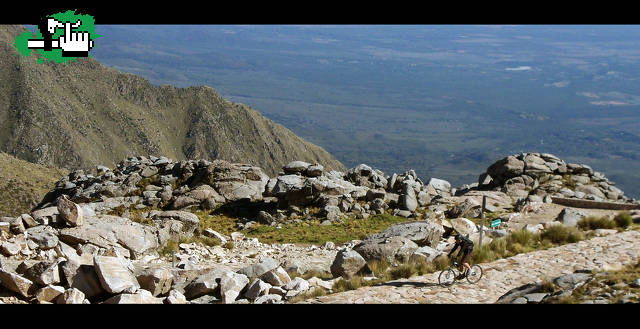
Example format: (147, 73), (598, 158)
(0, 25), (345, 178)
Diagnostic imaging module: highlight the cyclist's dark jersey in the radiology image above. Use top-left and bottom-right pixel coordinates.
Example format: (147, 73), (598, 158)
(449, 235), (474, 256)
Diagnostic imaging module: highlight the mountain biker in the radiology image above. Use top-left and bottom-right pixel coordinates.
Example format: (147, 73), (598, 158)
(447, 234), (474, 279)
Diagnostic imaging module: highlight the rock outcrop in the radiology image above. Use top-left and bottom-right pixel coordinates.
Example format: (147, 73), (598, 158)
(1, 152), (638, 304)
(477, 152), (631, 204)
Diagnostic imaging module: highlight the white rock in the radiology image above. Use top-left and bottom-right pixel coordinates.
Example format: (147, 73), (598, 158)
(93, 255), (140, 294)
(245, 278), (272, 300)
(35, 285), (65, 302)
(260, 266), (292, 286)
(283, 277), (310, 292)
(219, 271), (249, 304)
(254, 294), (283, 304)
(103, 289), (164, 304)
(165, 289), (188, 304)
(0, 269), (36, 297)
(57, 288), (85, 304)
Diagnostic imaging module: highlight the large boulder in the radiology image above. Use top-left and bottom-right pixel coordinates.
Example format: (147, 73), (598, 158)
(410, 246), (444, 263)
(206, 161), (270, 202)
(60, 260), (106, 300)
(135, 266), (173, 297)
(25, 225), (59, 250)
(330, 249), (367, 279)
(103, 290), (164, 304)
(447, 198), (481, 218)
(0, 269), (37, 298)
(56, 288), (86, 304)
(183, 267), (234, 300)
(574, 185), (606, 199)
(345, 164), (388, 189)
(365, 220), (445, 248)
(353, 236), (418, 263)
(219, 271), (249, 304)
(237, 257), (279, 279)
(265, 172), (366, 208)
(427, 178), (452, 195)
(448, 218), (479, 236)
(93, 256), (140, 294)
(260, 266), (291, 286)
(152, 211), (200, 235)
(556, 208), (588, 226)
(22, 260), (62, 286)
(399, 182), (418, 212)
(56, 196), (83, 227)
(486, 155), (525, 185)
(35, 285), (65, 303)
(283, 161), (311, 174)
(59, 215), (159, 260)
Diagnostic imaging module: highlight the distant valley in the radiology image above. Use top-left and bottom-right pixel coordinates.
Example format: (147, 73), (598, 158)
(42, 25), (640, 198)
(0, 25), (344, 179)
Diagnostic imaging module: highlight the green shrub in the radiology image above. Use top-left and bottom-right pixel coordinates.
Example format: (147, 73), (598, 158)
(472, 244), (499, 264)
(332, 276), (367, 292)
(432, 255), (451, 271)
(389, 264), (416, 280)
(613, 212), (632, 228)
(507, 229), (536, 247)
(541, 225), (585, 244)
(577, 216), (616, 230)
(366, 259), (392, 276)
(288, 269), (333, 281)
(288, 287), (327, 303)
(539, 278), (558, 293)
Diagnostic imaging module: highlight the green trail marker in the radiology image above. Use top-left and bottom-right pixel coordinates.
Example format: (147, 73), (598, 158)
(13, 9), (99, 64)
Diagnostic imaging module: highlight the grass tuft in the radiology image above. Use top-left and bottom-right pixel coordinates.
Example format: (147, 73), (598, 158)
(613, 212), (633, 229)
(541, 225), (585, 244)
(577, 216), (616, 230)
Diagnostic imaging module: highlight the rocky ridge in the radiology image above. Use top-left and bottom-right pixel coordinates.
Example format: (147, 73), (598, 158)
(0, 152), (638, 304)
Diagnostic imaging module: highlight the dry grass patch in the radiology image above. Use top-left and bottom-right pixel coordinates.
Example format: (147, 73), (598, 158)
(0, 152), (68, 217)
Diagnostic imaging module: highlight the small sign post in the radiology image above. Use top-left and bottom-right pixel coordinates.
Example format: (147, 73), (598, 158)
(479, 196), (486, 247)
(491, 218), (502, 229)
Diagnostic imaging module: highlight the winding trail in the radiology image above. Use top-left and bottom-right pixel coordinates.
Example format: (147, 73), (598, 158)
(301, 230), (640, 304)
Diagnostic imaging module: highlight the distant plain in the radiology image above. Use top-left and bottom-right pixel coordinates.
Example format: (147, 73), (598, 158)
(88, 25), (640, 198)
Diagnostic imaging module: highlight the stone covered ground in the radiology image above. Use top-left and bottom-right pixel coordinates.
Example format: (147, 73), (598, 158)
(1, 152), (640, 304)
(300, 230), (640, 304)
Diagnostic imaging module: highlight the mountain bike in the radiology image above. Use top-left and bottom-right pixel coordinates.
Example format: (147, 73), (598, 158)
(438, 260), (483, 287)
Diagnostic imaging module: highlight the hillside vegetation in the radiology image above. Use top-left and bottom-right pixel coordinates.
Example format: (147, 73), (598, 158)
(0, 25), (344, 178)
(0, 152), (68, 217)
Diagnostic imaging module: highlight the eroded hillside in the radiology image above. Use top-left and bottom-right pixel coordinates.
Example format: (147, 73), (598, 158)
(0, 25), (345, 177)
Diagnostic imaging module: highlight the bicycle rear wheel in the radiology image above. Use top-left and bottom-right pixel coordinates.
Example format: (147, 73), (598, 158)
(438, 268), (456, 287)
(466, 265), (483, 284)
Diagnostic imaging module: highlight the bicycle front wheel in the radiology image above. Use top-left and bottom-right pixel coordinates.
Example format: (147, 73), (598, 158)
(438, 268), (456, 287)
(466, 265), (483, 284)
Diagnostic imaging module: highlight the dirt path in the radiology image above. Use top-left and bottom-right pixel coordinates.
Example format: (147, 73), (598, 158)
(300, 230), (640, 304)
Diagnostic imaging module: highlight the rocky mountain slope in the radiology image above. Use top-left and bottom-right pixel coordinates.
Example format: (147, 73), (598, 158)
(0, 25), (344, 177)
(1, 151), (638, 304)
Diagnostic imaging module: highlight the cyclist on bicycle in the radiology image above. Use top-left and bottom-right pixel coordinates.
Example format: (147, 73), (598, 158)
(447, 234), (474, 279)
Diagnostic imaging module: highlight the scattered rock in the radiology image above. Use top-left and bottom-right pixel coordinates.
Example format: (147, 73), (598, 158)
(56, 196), (83, 227)
(353, 236), (418, 263)
(330, 249), (366, 279)
(93, 255), (140, 294)
(556, 208), (588, 226)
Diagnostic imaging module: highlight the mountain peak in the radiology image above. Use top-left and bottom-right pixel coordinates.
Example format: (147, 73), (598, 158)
(0, 25), (345, 176)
